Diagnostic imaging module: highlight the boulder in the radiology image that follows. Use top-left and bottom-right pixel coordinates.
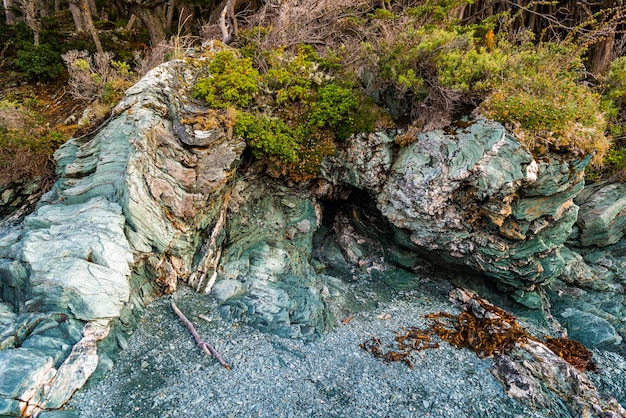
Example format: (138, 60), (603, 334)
(575, 182), (626, 247)
(560, 308), (622, 350)
(376, 120), (590, 291)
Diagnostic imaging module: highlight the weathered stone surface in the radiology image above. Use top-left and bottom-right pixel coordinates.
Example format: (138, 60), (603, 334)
(0, 177), (44, 221)
(0, 348), (55, 400)
(575, 182), (626, 247)
(376, 120), (589, 291)
(559, 308), (622, 349)
(321, 131), (395, 193)
(493, 340), (626, 418)
(0, 51), (245, 415)
(212, 177), (333, 339)
(450, 289), (626, 418)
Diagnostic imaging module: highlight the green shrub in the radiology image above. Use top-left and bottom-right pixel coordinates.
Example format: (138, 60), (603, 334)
(234, 112), (300, 163)
(364, 17), (609, 165)
(480, 44), (609, 165)
(15, 43), (64, 81)
(193, 47), (380, 179)
(193, 51), (259, 108)
(0, 101), (66, 187)
(604, 56), (626, 108)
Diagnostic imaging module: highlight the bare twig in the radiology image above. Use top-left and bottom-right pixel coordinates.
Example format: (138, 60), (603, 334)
(171, 302), (231, 370)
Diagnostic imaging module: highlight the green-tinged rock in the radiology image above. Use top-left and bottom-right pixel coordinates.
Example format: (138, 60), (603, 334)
(511, 290), (543, 310)
(560, 308), (622, 349)
(321, 131), (395, 193)
(213, 177), (332, 339)
(575, 182), (626, 247)
(0, 397), (20, 416)
(0, 348), (55, 399)
(376, 119), (588, 292)
(0, 51), (246, 411)
(21, 336), (71, 367)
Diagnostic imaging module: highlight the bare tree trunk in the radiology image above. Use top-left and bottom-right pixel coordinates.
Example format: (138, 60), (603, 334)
(24, 0), (40, 45)
(80, 0), (104, 53)
(135, 6), (167, 46)
(125, 13), (137, 31)
(165, 0), (175, 33)
(219, 0), (237, 44)
(87, 0), (96, 15)
(69, 0), (85, 31)
(589, 30), (616, 75)
(54, 0), (61, 13)
(3, 0), (16, 25)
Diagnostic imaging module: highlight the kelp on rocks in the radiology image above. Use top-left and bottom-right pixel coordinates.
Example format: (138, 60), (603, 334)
(360, 290), (597, 373)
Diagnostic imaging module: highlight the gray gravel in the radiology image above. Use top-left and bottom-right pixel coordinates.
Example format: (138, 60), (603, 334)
(68, 278), (547, 418)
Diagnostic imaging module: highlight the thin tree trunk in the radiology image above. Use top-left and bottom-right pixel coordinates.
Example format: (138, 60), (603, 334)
(125, 13), (137, 31)
(69, 0), (85, 31)
(54, 0), (60, 13)
(165, 0), (175, 33)
(81, 0), (104, 53)
(135, 6), (166, 46)
(3, 0), (16, 25)
(589, 30), (616, 75)
(88, 0), (96, 15)
(24, 0), (40, 45)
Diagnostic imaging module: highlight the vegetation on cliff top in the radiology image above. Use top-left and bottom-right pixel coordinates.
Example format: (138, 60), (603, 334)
(2, 0), (626, 184)
(192, 47), (383, 179)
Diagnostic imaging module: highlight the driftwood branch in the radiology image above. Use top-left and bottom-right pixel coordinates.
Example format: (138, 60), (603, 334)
(171, 302), (231, 370)
(189, 193), (229, 293)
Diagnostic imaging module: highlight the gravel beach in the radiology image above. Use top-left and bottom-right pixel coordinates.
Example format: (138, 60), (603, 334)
(68, 276), (550, 418)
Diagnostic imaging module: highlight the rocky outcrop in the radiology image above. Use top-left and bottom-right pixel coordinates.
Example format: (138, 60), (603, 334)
(450, 289), (626, 418)
(212, 177), (333, 339)
(0, 177), (46, 223)
(573, 182), (626, 248)
(545, 181), (626, 352)
(1, 45), (623, 416)
(324, 120), (589, 301)
(0, 50), (244, 416)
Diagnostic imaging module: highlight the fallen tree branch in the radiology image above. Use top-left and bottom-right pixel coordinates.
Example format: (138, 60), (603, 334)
(189, 192), (230, 293)
(171, 302), (231, 370)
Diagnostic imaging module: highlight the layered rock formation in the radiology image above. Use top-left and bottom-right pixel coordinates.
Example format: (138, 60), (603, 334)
(1, 47), (624, 416)
(323, 121), (589, 307)
(0, 51), (244, 415)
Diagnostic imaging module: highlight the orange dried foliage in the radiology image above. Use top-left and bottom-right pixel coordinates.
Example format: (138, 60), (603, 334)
(544, 337), (597, 372)
(361, 295), (597, 372)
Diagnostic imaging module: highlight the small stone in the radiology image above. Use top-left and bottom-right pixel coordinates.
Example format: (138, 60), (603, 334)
(376, 313), (391, 320)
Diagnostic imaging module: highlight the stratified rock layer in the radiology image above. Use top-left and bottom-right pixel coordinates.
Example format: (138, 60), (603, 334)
(375, 120), (589, 294)
(0, 52), (244, 416)
(575, 182), (626, 248)
(213, 177), (333, 339)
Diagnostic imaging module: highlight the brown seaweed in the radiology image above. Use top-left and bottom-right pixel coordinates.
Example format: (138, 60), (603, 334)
(360, 294), (597, 373)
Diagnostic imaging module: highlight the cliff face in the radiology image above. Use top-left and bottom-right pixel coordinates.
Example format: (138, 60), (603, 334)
(1, 49), (626, 416)
(0, 52), (245, 415)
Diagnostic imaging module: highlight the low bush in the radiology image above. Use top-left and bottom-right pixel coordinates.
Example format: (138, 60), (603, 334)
(61, 50), (136, 104)
(15, 43), (64, 81)
(0, 100), (66, 187)
(193, 47), (382, 179)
